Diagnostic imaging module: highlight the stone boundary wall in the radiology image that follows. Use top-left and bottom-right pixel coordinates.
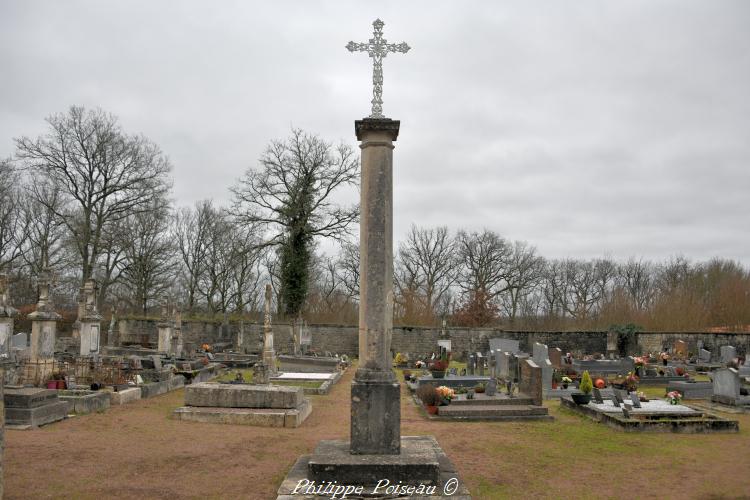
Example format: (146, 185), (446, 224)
(116, 319), (750, 360)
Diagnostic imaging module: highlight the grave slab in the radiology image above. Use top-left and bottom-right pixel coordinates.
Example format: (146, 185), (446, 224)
(185, 382), (304, 409)
(173, 398), (311, 428)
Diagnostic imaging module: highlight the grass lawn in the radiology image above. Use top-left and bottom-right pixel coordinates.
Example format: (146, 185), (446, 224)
(5, 365), (749, 499)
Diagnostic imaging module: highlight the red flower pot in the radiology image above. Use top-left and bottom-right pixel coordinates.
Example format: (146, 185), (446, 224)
(426, 405), (438, 415)
(46, 381), (58, 389)
(57, 380), (66, 390)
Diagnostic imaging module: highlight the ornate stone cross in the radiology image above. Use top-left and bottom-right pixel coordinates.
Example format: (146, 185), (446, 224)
(346, 19), (410, 118)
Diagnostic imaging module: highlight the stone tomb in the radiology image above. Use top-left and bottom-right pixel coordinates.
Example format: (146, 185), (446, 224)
(278, 354), (340, 373)
(712, 368), (750, 407)
(666, 381), (713, 400)
(173, 382), (311, 427)
(561, 395), (738, 433)
(4, 387), (70, 428)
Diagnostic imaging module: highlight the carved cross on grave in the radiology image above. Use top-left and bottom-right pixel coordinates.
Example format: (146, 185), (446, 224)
(346, 19), (410, 118)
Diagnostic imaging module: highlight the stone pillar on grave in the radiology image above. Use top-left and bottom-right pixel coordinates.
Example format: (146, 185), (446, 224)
(157, 302), (174, 354)
(170, 310), (183, 358)
(28, 272), (61, 382)
(78, 279), (102, 357)
(262, 284), (277, 375)
(350, 118), (400, 455)
(0, 274), (18, 360)
(71, 287), (85, 342)
(107, 305), (117, 347)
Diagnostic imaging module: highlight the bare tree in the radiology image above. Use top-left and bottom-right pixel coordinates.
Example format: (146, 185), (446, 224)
(117, 199), (177, 314)
(15, 106), (171, 291)
(174, 201), (214, 312)
(397, 225), (456, 319)
(230, 128), (359, 317)
(20, 176), (69, 276)
(501, 241), (545, 325)
(563, 259), (601, 321)
(0, 160), (27, 272)
(619, 258), (655, 311)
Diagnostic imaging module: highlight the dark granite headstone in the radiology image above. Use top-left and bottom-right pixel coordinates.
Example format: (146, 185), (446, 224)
(629, 392), (642, 408)
(611, 395), (621, 408)
(486, 379), (497, 397)
(592, 388), (604, 404)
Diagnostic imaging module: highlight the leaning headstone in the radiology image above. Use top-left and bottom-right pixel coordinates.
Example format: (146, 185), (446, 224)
(592, 388), (604, 404)
(613, 389), (627, 404)
(611, 395), (621, 408)
(621, 404), (632, 418)
(629, 393), (642, 408)
(712, 368), (740, 403)
(698, 348), (711, 363)
(720, 346), (737, 364)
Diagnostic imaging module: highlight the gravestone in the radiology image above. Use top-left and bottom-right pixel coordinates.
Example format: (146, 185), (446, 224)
(11, 333), (26, 349)
(606, 331), (618, 357)
(489, 338), (520, 354)
(611, 395), (621, 408)
(621, 403), (632, 418)
(673, 340), (688, 359)
(720, 346), (737, 364)
(497, 351), (510, 378)
(629, 393), (642, 408)
(467, 353), (476, 376)
(592, 388), (604, 404)
(485, 378), (497, 397)
(156, 302), (174, 354)
(518, 359), (543, 406)
(532, 343), (552, 393)
(548, 347), (563, 369)
(437, 339), (451, 353)
(78, 279), (102, 357)
(477, 352), (485, 376)
(698, 348), (711, 363)
(712, 368), (740, 401)
(613, 389), (627, 404)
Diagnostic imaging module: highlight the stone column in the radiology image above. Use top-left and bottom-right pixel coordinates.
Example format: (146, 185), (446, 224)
(262, 284), (277, 375)
(351, 118), (400, 455)
(157, 302), (173, 354)
(171, 310), (183, 358)
(107, 305), (117, 347)
(78, 279), (102, 357)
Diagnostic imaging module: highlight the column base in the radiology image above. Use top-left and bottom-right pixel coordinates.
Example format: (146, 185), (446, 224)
(350, 371), (400, 454)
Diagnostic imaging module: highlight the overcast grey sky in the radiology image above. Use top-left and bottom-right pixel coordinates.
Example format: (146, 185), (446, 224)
(1, 1), (748, 265)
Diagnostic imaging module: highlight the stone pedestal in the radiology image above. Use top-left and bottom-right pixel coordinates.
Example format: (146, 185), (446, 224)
(351, 371), (400, 454)
(157, 323), (172, 354)
(79, 321), (101, 357)
(29, 320), (57, 362)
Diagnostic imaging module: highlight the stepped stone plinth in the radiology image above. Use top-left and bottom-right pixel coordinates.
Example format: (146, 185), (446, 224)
(4, 387), (69, 428)
(173, 382), (312, 428)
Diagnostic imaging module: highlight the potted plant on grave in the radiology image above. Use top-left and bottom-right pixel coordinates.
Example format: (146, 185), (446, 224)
(552, 369), (562, 389)
(561, 376), (572, 390)
(429, 350), (450, 379)
(436, 386), (455, 406)
(394, 352), (408, 367)
(474, 382), (486, 394)
(417, 385), (440, 415)
(665, 390), (682, 405)
(633, 356), (646, 376)
(403, 369), (412, 382)
(571, 370), (593, 405)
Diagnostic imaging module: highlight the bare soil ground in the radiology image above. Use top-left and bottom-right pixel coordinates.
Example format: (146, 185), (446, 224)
(5, 368), (750, 500)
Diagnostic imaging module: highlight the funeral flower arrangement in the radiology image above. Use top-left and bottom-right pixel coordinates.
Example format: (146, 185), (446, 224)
(665, 390), (683, 405)
(633, 356), (647, 367)
(435, 386), (455, 401)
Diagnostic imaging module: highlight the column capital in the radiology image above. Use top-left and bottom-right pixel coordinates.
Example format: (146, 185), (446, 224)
(355, 118), (400, 141)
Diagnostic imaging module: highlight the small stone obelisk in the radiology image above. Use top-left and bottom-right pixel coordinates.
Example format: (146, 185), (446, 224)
(350, 117), (402, 455)
(262, 284), (278, 375)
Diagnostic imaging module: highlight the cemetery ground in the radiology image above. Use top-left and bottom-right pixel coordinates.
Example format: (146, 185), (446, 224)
(5, 367), (750, 500)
